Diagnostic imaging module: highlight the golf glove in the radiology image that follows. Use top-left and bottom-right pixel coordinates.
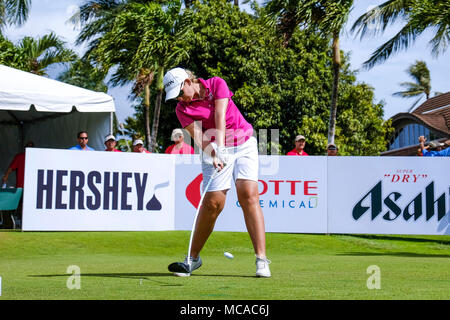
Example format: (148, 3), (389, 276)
(210, 142), (231, 166)
(216, 146), (231, 166)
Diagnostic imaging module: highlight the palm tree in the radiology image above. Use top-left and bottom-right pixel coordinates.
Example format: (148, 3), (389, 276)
(16, 32), (76, 75)
(393, 60), (431, 112)
(351, 0), (450, 69)
(71, 0), (154, 149)
(87, 1), (191, 151)
(264, 0), (353, 145)
(0, 0), (31, 30)
(58, 58), (108, 92)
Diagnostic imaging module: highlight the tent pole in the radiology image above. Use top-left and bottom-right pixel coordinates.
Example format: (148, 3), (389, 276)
(110, 112), (113, 134)
(20, 122), (24, 151)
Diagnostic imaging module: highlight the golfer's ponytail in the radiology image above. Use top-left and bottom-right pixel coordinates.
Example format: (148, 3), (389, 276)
(185, 69), (198, 83)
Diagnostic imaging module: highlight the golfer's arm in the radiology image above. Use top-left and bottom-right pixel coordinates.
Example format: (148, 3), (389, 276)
(214, 98), (228, 147)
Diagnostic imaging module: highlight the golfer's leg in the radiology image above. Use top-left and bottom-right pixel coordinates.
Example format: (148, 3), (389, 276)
(235, 179), (266, 258)
(190, 190), (227, 258)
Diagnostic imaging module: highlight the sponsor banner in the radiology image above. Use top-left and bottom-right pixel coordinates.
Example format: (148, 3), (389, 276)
(328, 157), (450, 235)
(22, 150), (449, 235)
(176, 155), (328, 233)
(22, 148), (175, 231)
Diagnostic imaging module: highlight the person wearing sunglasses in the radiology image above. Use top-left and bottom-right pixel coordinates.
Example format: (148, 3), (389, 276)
(327, 143), (338, 156)
(69, 131), (95, 151)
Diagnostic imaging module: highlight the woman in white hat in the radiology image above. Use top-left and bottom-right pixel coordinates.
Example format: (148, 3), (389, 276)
(163, 68), (270, 278)
(104, 134), (121, 152)
(165, 128), (194, 154)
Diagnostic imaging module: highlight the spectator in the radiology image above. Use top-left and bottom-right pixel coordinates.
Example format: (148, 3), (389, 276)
(417, 148), (423, 156)
(165, 129), (195, 154)
(2, 141), (34, 227)
(286, 135), (308, 156)
(69, 131), (95, 151)
(327, 143), (338, 156)
(133, 139), (151, 153)
(104, 134), (121, 152)
(419, 136), (450, 157)
(2, 141), (34, 188)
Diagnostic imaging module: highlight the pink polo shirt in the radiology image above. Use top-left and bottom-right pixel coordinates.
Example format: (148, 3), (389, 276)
(175, 77), (253, 147)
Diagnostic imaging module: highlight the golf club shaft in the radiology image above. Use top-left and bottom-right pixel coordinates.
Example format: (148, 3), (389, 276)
(186, 166), (221, 270)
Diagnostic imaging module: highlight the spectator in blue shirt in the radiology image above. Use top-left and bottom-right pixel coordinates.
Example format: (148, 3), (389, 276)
(69, 131), (95, 151)
(419, 136), (449, 157)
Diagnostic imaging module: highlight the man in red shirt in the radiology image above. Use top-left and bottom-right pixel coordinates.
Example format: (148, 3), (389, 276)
(2, 141), (34, 227)
(104, 134), (121, 152)
(2, 141), (34, 188)
(286, 135), (309, 156)
(165, 129), (195, 154)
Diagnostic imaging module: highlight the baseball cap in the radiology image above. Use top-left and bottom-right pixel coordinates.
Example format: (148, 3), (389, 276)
(164, 68), (189, 102)
(327, 143), (337, 150)
(295, 135), (306, 141)
(171, 128), (183, 141)
(133, 139), (144, 146)
(104, 134), (116, 143)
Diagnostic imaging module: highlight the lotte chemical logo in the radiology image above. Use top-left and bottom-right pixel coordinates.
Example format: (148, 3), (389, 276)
(185, 174), (320, 210)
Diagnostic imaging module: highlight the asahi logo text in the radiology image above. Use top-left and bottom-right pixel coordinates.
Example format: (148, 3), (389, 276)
(353, 181), (447, 222)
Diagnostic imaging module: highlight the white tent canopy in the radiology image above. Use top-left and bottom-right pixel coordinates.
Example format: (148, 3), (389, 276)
(0, 64), (116, 186)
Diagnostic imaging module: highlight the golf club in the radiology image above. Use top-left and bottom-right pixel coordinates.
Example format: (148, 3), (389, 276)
(186, 165), (221, 271)
(168, 164), (223, 275)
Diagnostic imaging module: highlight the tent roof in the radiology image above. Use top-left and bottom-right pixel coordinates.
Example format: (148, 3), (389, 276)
(0, 64), (115, 114)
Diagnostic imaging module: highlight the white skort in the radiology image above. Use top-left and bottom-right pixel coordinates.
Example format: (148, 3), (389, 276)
(201, 136), (258, 192)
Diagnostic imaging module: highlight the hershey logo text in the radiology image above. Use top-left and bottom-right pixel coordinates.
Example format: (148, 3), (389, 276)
(36, 170), (162, 211)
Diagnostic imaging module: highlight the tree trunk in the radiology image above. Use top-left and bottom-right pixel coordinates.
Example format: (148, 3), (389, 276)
(143, 82), (152, 151)
(328, 35), (340, 146)
(150, 67), (164, 152)
(234, 0), (239, 6)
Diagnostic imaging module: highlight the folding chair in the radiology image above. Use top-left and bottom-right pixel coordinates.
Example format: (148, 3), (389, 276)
(0, 188), (23, 229)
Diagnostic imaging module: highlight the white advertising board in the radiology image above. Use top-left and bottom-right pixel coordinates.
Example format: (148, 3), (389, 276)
(21, 149), (449, 235)
(328, 157), (449, 235)
(22, 148), (175, 231)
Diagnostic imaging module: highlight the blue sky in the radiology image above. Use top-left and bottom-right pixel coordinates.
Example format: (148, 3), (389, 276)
(4, 0), (450, 124)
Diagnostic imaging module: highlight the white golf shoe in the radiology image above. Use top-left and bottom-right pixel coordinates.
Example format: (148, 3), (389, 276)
(255, 256), (271, 278)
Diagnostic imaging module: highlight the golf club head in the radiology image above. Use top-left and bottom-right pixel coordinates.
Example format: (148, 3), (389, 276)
(168, 261), (190, 273)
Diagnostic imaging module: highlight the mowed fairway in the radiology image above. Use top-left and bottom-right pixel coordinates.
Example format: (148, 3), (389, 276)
(0, 230), (448, 300)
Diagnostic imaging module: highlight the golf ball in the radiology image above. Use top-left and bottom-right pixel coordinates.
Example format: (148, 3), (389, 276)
(224, 252), (234, 259)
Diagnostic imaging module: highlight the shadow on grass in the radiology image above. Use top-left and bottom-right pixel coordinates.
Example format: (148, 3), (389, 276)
(338, 252), (450, 258)
(29, 272), (182, 287)
(29, 272), (255, 286)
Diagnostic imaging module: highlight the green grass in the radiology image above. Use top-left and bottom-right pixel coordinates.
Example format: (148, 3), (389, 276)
(0, 230), (448, 300)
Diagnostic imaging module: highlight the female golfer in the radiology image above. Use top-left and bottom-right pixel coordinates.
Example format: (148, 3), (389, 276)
(164, 67), (271, 278)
